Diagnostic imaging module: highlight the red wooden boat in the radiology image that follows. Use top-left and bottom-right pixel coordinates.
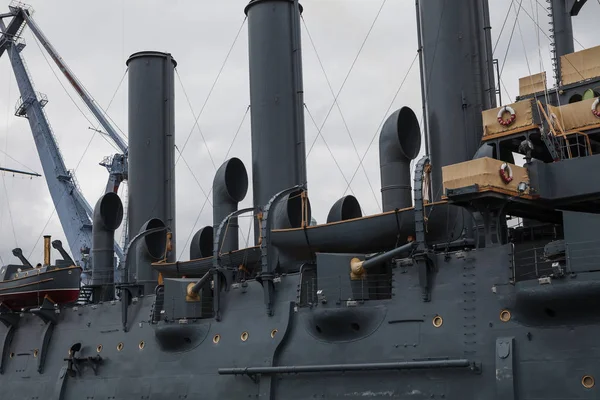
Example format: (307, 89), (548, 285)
(0, 237), (81, 310)
(0, 264), (81, 310)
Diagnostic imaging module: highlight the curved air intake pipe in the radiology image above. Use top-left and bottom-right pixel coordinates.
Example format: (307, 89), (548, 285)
(190, 226), (214, 260)
(270, 106), (467, 264)
(213, 158), (248, 253)
(135, 218), (168, 294)
(327, 195), (362, 223)
(379, 106), (422, 211)
(272, 188), (312, 230)
(91, 192), (123, 288)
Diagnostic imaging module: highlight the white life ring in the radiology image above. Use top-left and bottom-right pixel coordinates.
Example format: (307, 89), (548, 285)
(499, 163), (513, 184)
(497, 105), (516, 126)
(592, 98), (600, 118)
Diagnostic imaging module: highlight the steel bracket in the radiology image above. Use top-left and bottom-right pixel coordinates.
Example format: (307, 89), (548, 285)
(414, 251), (434, 302)
(31, 298), (58, 374)
(495, 337), (515, 399)
(259, 184), (305, 316)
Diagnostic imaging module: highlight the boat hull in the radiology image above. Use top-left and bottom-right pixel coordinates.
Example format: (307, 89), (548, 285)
(0, 266), (81, 310)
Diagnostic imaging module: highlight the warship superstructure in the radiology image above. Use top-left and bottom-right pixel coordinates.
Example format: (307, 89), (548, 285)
(0, 0), (600, 399)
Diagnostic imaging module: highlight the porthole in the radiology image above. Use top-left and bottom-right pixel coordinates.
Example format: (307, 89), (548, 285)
(270, 329), (278, 339)
(582, 375), (595, 389)
(432, 315), (443, 328)
(213, 334), (221, 344)
(33, 349), (39, 358)
(241, 331), (249, 342)
(138, 341), (145, 350)
(117, 342), (124, 351)
(96, 345), (103, 353)
(500, 310), (511, 322)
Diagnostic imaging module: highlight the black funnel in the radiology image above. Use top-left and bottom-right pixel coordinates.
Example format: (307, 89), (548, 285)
(245, 0), (307, 241)
(126, 51), (177, 265)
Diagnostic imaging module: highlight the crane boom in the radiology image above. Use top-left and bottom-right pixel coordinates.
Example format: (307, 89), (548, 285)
(0, 8), (124, 273)
(0, 166), (41, 177)
(15, 8), (128, 153)
(2, 36), (93, 268)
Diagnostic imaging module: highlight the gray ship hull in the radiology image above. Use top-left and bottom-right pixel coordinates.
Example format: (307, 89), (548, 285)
(0, 244), (594, 399)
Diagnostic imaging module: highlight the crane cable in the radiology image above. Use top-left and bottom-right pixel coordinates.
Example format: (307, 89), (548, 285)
(30, 33), (126, 153)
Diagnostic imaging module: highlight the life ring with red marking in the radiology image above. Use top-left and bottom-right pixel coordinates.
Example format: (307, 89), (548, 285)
(499, 163), (513, 184)
(592, 98), (600, 118)
(497, 106), (516, 126)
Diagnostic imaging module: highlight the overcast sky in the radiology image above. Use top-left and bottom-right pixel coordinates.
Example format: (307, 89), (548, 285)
(0, 0), (598, 266)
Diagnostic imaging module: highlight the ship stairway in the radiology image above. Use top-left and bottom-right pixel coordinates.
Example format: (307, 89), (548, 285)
(77, 286), (94, 304)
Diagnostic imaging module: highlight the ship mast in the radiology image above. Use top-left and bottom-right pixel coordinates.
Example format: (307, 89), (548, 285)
(548, 0), (587, 85)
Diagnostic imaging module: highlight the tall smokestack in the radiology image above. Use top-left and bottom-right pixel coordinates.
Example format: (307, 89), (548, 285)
(245, 0), (307, 241)
(126, 51), (176, 268)
(416, 0), (496, 201)
(549, 0), (581, 82)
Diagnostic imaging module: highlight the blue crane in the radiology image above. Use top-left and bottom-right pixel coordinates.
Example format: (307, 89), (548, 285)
(0, 2), (127, 277)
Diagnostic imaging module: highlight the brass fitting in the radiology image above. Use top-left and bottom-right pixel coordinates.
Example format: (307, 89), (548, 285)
(166, 231), (173, 252)
(186, 282), (200, 302)
(350, 258), (366, 280)
(43, 235), (51, 266)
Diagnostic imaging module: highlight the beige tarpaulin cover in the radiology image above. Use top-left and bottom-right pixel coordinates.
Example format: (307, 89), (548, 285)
(482, 99), (536, 138)
(547, 97), (600, 132)
(442, 157), (529, 195)
(561, 45), (600, 85)
(519, 72), (547, 97)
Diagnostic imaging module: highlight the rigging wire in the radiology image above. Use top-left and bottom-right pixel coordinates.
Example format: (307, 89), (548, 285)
(500, 0), (524, 78)
(305, 0), (388, 158)
(0, 63), (11, 257)
(301, 16), (380, 211)
(304, 103), (357, 198)
(1, 47), (21, 251)
(175, 144), (212, 207)
(175, 68), (217, 171)
(0, 174), (17, 248)
(515, 4), (533, 77)
(0, 109), (17, 252)
(342, 52), (419, 197)
(0, 147), (39, 175)
(532, 0), (550, 106)
(520, 0), (587, 82)
(492, 0), (516, 55)
(175, 16), (247, 165)
(178, 105), (251, 260)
